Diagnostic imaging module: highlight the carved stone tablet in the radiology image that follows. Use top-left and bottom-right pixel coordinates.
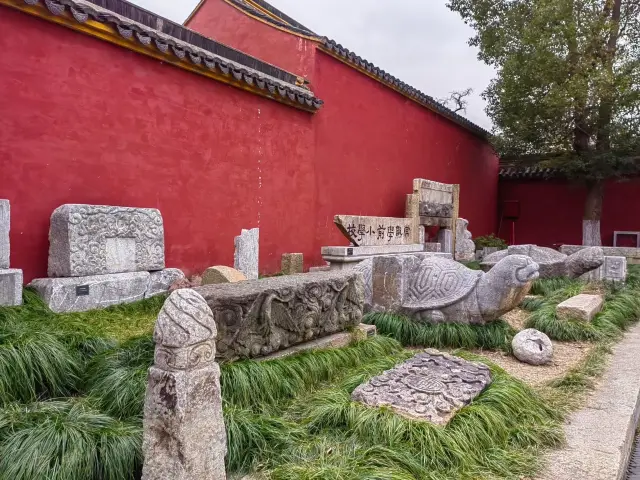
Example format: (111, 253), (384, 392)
(352, 349), (491, 425)
(334, 215), (419, 246)
(48, 204), (165, 277)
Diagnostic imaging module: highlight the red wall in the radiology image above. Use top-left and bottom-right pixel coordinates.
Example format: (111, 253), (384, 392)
(1, 9), (316, 282)
(498, 178), (640, 247)
(186, 0), (317, 79)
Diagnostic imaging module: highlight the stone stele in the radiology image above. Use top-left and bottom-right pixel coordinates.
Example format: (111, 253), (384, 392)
(352, 349), (491, 425)
(194, 270), (364, 361)
(29, 272), (150, 313)
(142, 289), (226, 480)
(202, 266), (247, 285)
(334, 215), (419, 247)
(512, 329), (553, 365)
(455, 218), (475, 262)
(0, 199), (9, 269)
(234, 228), (259, 280)
(281, 253), (304, 275)
(369, 254), (539, 324)
(48, 204), (165, 277)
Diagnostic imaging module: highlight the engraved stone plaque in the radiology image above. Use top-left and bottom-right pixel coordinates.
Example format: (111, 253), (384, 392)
(334, 215), (420, 247)
(352, 349), (491, 425)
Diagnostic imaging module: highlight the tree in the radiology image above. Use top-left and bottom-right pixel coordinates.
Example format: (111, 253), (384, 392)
(447, 0), (640, 245)
(438, 88), (474, 114)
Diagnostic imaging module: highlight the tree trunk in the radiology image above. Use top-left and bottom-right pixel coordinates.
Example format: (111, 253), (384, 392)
(583, 180), (604, 246)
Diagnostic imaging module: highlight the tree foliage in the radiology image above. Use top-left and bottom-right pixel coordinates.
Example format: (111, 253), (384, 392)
(447, 0), (640, 181)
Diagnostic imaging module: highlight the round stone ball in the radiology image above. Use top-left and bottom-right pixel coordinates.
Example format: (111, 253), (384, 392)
(511, 328), (553, 365)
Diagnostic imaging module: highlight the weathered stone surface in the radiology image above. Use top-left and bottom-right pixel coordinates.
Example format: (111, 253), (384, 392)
(437, 228), (453, 254)
(321, 244), (440, 270)
(48, 204), (165, 277)
(370, 254), (539, 324)
(234, 228), (259, 280)
(281, 253), (303, 275)
(413, 179), (454, 206)
(145, 269), (185, 298)
(512, 329), (553, 365)
(202, 266), (247, 285)
(352, 349), (491, 425)
(0, 200), (9, 269)
(30, 272), (150, 313)
(424, 243), (442, 252)
(482, 244), (603, 278)
(405, 193), (420, 219)
(561, 244), (640, 261)
(455, 218), (475, 262)
(309, 264), (330, 273)
(557, 294), (604, 322)
(0, 269), (22, 306)
(195, 270), (364, 361)
(581, 256), (628, 283)
(142, 290), (226, 480)
(334, 215), (419, 246)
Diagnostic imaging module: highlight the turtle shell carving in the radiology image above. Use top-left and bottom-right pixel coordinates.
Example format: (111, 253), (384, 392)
(404, 256), (482, 309)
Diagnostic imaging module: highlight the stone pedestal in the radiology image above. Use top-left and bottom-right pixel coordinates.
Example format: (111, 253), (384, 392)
(0, 269), (22, 306)
(234, 228), (259, 280)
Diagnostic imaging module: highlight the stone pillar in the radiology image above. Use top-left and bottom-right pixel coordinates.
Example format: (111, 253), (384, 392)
(142, 289), (226, 480)
(437, 229), (453, 254)
(234, 228), (259, 280)
(0, 200), (9, 269)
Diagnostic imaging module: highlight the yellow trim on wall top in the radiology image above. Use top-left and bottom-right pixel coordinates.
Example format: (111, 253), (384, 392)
(0, 0), (319, 113)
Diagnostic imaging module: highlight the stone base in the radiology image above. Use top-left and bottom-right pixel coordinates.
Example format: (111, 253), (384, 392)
(321, 244), (451, 270)
(0, 268), (22, 306)
(30, 272), (150, 313)
(257, 324), (376, 361)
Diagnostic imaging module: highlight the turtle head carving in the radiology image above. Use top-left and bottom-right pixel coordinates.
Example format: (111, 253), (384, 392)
(489, 254), (540, 287)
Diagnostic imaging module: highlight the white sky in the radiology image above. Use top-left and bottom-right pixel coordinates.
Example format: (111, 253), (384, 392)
(129, 0), (495, 129)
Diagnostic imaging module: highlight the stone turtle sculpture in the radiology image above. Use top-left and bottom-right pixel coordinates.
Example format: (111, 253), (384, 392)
(480, 244), (603, 279)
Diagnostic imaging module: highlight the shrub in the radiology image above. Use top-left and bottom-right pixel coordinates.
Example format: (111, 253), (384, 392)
(473, 234), (507, 251)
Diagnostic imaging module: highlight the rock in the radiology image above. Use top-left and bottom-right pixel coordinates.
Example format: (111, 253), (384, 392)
(437, 228), (453, 254)
(512, 329), (553, 365)
(0, 200), (9, 269)
(369, 254), (539, 324)
(281, 253), (303, 275)
(0, 269), (22, 306)
(202, 266), (247, 285)
(48, 204), (165, 277)
(455, 218), (475, 262)
(195, 270), (364, 361)
(581, 256), (628, 283)
(561, 245), (640, 264)
(352, 349), (491, 425)
(142, 290), (226, 480)
(557, 294), (604, 322)
(481, 244), (603, 279)
(29, 272), (150, 313)
(334, 215), (419, 246)
(234, 228), (259, 280)
(145, 268), (185, 298)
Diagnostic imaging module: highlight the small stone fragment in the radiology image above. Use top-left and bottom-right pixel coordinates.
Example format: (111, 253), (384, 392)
(512, 329), (553, 365)
(0, 200), (9, 269)
(281, 253), (303, 275)
(202, 266), (247, 285)
(234, 228), (259, 280)
(0, 268), (22, 306)
(556, 294), (604, 322)
(145, 268), (185, 298)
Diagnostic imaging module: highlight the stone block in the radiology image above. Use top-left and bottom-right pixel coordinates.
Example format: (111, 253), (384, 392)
(424, 243), (441, 253)
(281, 253), (303, 275)
(195, 270), (364, 361)
(30, 271), (150, 313)
(145, 268), (186, 298)
(142, 290), (226, 480)
(334, 215), (419, 246)
(0, 200), (9, 269)
(234, 228), (259, 280)
(48, 204), (164, 277)
(437, 228), (453, 254)
(202, 266), (247, 285)
(352, 349), (491, 425)
(309, 264), (330, 273)
(0, 269), (22, 306)
(405, 193), (420, 218)
(557, 294), (604, 322)
(512, 329), (553, 365)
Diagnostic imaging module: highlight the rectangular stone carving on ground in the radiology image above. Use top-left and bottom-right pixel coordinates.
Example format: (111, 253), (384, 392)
(29, 271), (150, 313)
(234, 228), (259, 280)
(0, 269), (22, 306)
(195, 270), (364, 361)
(334, 215), (419, 246)
(557, 294), (604, 322)
(352, 349), (491, 425)
(0, 200), (9, 269)
(48, 204), (165, 277)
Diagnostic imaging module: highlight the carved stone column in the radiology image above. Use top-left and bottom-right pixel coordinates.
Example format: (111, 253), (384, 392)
(142, 289), (227, 480)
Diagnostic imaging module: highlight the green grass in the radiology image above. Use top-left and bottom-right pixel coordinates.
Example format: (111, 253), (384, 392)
(364, 312), (515, 351)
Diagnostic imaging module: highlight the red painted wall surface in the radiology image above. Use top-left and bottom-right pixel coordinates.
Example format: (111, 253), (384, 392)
(0, 9), (316, 282)
(498, 179), (640, 247)
(186, 0), (317, 79)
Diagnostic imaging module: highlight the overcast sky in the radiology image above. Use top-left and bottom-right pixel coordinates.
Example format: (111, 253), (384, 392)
(129, 0), (495, 129)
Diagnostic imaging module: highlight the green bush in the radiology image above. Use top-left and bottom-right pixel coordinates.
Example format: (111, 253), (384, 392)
(473, 234), (507, 251)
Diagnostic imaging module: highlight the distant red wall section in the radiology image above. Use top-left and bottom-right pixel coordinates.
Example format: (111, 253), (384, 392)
(498, 179), (640, 247)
